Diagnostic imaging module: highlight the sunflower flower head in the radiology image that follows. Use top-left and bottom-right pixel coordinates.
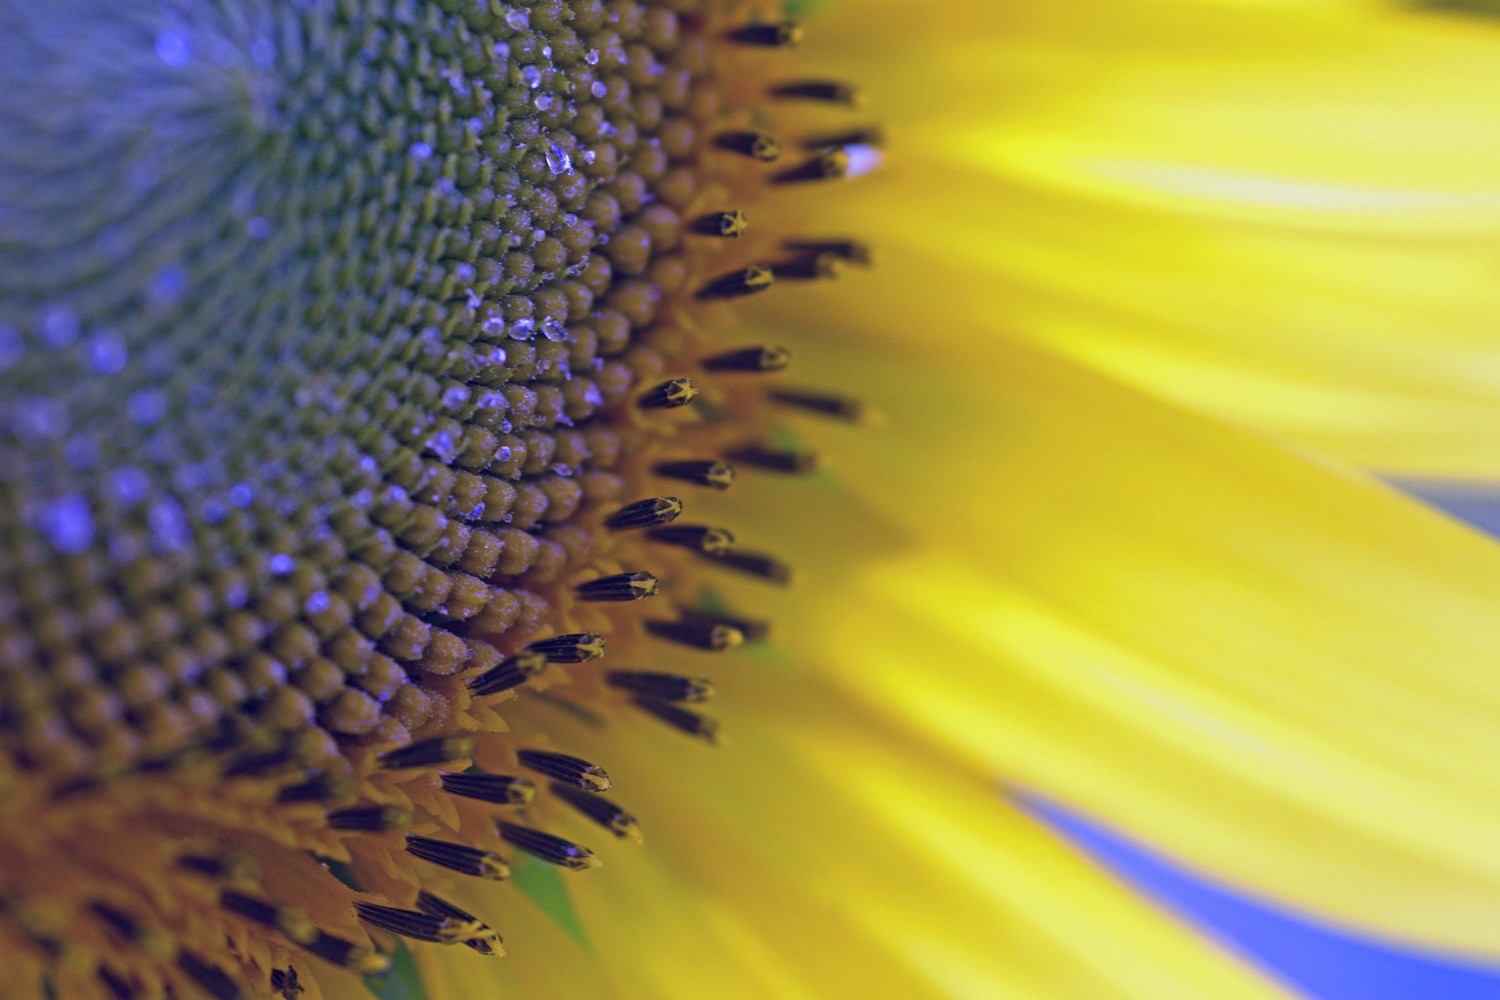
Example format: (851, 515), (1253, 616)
(0, 1), (875, 995)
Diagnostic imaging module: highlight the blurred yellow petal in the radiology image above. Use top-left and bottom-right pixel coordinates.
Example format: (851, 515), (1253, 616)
(749, 310), (1500, 955)
(811, 0), (1500, 478)
(518, 675), (1298, 1000)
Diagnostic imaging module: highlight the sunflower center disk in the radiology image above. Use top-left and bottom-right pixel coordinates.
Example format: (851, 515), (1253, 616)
(0, 0), (874, 995)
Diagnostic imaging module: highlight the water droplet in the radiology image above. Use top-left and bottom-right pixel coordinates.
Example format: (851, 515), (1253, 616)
(200, 499), (228, 524)
(149, 264), (188, 306)
(155, 31), (191, 67)
(427, 432), (457, 461)
(87, 333), (127, 374)
(249, 37), (276, 66)
(505, 8), (530, 30)
(224, 581), (250, 610)
(585, 49), (600, 66)
(844, 144), (884, 178)
(590, 81), (608, 99)
(544, 142), (572, 176)
(41, 306), (80, 347)
(268, 553), (295, 576)
(148, 498), (192, 552)
(303, 591), (331, 615)
(520, 65), (542, 89)
(508, 318), (536, 341)
(126, 390), (166, 425)
(37, 494), (94, 554)
(442, 385), (470, 410)
(540, 318), (570, 343)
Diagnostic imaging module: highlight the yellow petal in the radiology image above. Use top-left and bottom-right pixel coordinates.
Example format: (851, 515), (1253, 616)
(746, 308), (1500, 956)
(806, 0), (1500, 478)
(520, 675), (1298, 1000)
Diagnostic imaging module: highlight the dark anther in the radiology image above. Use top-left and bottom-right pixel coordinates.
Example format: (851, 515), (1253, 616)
(692, 210), (749, 238)
(98, 967), (139, 1000)
(727, 20), (803, 46)
(221, 747), (292, 778)
(575, 571), (659, 602)
(378, 734), (476, 770)
(646, 618), (745, 652)
(276, 775), (355, 805)
(678, 606), (772, 643)
(703, 345), (791, 373)
(768, 387), (869, 422)
(714, 130), (783, 162)
(416, 891), (504, 956)
(549, 781), (644, 842)
(270, 968), (304, 1000)
(605, 496), (683, 530)
(606, 671), (715, 703)
(770, 79), (863, 106)
(697, 265), (775, 300)
(771, 252), (844, 281)
(517, 749), (611, 792)
(726, 444), (819, 474)
(176, 851), (257, 882)
(325, 805), (413, 832)
(773, 150), (851, 184)
(708, 548), (795, 586)
(497, 821), (600, 871)
(653, 459), (736, 490)
(801, 126), (886, 151)
(220, 891), (316, 944)
(647, 524), (736, 555)
(220, 891), (285, 931)
(527, 632), (606, 664)
(783, 238), (873, 267)
(303, 931), (390, 974)
(638, 377), (699, 409)
(89, 902), (140, 940)
(406, 834), (511, 880)
(177, 950), (244, 1000)
(633, 697), (722, 745)
(466, 649), (549, 697)
(440, 772), (537, 806)
(355, 902), (468, 945)
(48, 776), (103, 800)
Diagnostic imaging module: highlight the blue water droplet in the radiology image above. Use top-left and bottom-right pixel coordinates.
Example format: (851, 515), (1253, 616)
(155, 31), (191, 67)
(87, 332), (128, 374)
(544, 142), (572, 176)
(38, 494), (94, 554)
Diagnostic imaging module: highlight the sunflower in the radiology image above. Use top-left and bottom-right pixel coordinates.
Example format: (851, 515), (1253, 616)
(2, 0), (1496, 998)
